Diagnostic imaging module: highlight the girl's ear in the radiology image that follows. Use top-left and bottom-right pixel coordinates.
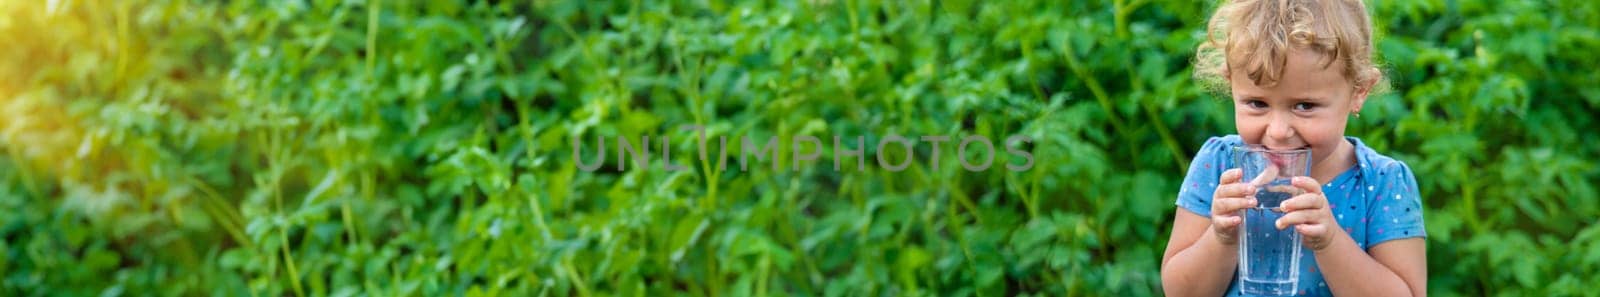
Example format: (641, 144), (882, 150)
(1350, 86), (1369, 113)
(1350, 69), (1381, 113)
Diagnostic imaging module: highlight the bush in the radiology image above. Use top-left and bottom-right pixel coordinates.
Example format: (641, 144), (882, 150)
(1, 0), (1596, 296)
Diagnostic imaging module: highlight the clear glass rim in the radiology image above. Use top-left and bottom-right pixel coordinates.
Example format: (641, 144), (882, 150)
(1232, 144), (1310, 154)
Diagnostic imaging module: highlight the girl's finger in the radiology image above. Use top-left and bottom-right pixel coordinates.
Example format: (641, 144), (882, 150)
(1211, 207), (1239, 219)
(1248, 165), (1279, 187)
(1214, 183), (1256, 200)
(1274, 210), (1321, 230)
(1220, 168), (1244, 184)
(1212, 197), (1258, 214)
(1296, 224), (1328, 240)
(1278, 193), (1325, 213)
(1214, 215), (1243, 229)
(1291, 176), (1325, 195)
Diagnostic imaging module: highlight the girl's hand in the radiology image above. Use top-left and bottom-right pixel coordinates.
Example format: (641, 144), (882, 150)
(1210, 168), (1257, 246)
(1276, 176), (1344, 251)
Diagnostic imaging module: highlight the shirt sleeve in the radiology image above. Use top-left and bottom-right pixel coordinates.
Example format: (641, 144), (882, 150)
(1366, 159), (1427, 246)
(1175, 136), (1233, 218)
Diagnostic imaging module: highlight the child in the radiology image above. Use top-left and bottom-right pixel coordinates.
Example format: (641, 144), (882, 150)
(1159, 0), (1426, 296)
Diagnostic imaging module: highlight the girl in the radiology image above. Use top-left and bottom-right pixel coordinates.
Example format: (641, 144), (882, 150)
(1159, 0), (1426, 296)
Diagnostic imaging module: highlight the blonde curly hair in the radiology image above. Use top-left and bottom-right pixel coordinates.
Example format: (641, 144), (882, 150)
(1194, 0), (1386, 94)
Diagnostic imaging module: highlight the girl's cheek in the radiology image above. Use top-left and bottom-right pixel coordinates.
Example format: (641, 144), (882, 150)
(1234, 119), (1268, 142)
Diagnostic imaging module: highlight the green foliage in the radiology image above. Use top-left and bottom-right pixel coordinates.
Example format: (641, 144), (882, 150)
(1, 0), (1596, 296)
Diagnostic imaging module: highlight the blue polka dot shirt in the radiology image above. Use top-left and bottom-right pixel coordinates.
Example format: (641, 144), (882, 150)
(1175, 135), (1426, 296)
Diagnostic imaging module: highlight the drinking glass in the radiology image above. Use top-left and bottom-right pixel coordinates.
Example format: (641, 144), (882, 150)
(1233, 145), (1311, 296)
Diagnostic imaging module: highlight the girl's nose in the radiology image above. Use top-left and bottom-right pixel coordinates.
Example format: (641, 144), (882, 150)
(1265, 114), (1296, 143)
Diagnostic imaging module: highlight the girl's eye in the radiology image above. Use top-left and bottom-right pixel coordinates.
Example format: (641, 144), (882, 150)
(1245, 100), (1268, 109)
(1293, 102), (1318, 111)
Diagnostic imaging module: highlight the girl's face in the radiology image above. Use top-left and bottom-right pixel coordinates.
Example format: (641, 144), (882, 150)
(1228, 49), (1369, 172)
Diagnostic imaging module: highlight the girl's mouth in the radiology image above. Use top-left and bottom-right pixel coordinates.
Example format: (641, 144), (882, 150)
(1267, 153), (1289, 168)
(1264, 146), (1309, 169)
